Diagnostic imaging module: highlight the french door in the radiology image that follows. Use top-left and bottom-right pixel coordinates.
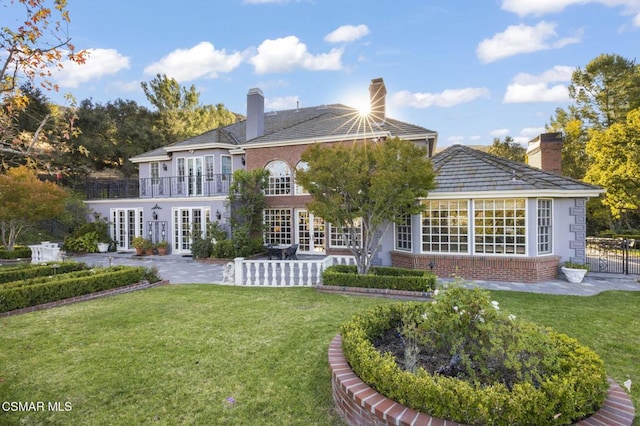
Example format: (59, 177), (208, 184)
(295, 209), (325, 254)
(172, 207), (210, 253)
(187, 158), (203, 196)
(111, 208), (143, 250)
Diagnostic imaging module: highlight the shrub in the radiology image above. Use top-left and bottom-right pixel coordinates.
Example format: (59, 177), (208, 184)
(0, 247), (32, 259)
(340, 285), (608, 425)
(0, 266), (159, 313)
(0, 262), (87, 284)
(322, 265), (436, 292)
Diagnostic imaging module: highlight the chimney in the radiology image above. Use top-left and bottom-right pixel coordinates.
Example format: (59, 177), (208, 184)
(526, 132), (563, 175)
(369, 78), (386, 122)
(246, 88), (264, 141)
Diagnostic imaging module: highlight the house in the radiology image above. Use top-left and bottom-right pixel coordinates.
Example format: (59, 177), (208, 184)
(84, 78), (603, 282)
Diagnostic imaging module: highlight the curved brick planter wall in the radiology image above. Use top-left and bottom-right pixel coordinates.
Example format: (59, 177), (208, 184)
(329, 335), (635, 426)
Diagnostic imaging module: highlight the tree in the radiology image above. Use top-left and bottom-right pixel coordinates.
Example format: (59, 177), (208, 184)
(487, 136), (526, 163)
(0, 166), (67, 250)
(585, 108), (640, 224)
(141, 74), (236, 143)
(227, 168), (269, 255)
(546, 106), (591, 180)
(569, 53), (640, 130)
(1, 0), (86, 169)
(296, 137), (436, 274)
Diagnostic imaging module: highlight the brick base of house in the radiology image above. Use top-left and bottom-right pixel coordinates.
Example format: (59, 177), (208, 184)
(391, 252), (561, 283)
(329, 335), (635, 426)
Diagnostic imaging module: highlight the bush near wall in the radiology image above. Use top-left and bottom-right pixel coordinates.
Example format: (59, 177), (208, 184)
(0, 266), (159, 313)
(322, 265), (436, 292)
(340, 302), (608, 425)
(0, 262), (87, 284)
(0, 247), (32, 260)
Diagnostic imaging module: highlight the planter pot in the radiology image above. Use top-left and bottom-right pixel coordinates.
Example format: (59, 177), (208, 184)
(157, 247), (168, 255)
(561, 266), (588, 283)
(97, 243), (110, 253)
(135, 247), (144, 256)
(145, 248), (155, 256)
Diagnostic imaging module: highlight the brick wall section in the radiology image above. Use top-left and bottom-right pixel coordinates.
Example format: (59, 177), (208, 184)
(0, 280), (168, 318)
(329, 335), (635, 426)
(391, 252), (560, 283)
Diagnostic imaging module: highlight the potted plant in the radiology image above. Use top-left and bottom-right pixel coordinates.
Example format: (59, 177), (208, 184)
(97, 242), (110, 253)
(155, 240), (169, 255)
(132, 236), (151, 256)
(561, 261), (589, 283)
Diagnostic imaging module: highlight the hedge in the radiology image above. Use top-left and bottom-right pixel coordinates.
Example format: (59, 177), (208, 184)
(0, 266), (158, 313)
(0, 262), (87, 284)
(0, 248), (32, 260)
(322, 265), (436, 292)
(340, 302), (608, 425)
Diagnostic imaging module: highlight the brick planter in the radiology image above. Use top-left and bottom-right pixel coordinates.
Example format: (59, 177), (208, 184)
(329, 335), (635, 426)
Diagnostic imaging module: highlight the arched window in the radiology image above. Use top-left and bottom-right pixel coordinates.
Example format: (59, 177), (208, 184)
(265, 160), (291, 195)
(294, 161), (309, 195)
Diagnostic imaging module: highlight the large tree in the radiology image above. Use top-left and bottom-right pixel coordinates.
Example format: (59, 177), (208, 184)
(296, 137), (436, 274)
(569, 53), (640, 130)
(487, 136), (526, 163)
(0, 0), (86, 170)
(585, 108), (640, 223)
(546, 106), (590, 180)
(0, 165), (67, 250)
(141, 74), (236, 143)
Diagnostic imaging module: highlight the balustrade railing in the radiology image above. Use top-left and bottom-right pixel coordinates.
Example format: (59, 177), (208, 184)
(231, 255), (356, 286)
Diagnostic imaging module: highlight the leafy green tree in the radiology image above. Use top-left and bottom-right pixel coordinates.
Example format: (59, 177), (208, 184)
(297, 137), (436, 274)
(0, 166), (67, 250)
(585, 108), (640, 222)
(569, 53), (640, 130)
(227, 169), (270, 256)
(546, 106), (590, 179)
(487, 136), (526, 163)
(141, 74), (236, 143)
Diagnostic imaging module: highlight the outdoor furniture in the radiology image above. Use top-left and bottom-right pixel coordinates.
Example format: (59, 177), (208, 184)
(267, 244), (289, 260)
(284, 244), (298, 260)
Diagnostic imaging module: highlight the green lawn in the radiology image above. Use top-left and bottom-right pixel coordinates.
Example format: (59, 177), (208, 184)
(0, 285), (638, 425)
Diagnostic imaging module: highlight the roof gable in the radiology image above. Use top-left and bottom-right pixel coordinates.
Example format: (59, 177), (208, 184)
(431, 145), (602, 194)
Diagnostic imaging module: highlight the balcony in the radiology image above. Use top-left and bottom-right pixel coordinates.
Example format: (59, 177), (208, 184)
(84, 174), (233, 200)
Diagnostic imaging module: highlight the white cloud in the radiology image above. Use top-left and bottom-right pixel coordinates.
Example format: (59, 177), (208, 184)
(503, 65), (573, 103)
(391, 87), (490, 108)
(325, 24), (370, 43)
(446, 135), (466, 146)
(266, 96), (300, 110)
(502, 0), (640, 26)
(490, 128), (511, 138)
(143, 42), (243, 81)
(53, 48), (130, 88)
(513, 127), (546, 144)
(476, 22), (581, 63)
(249, 36), (343, 74)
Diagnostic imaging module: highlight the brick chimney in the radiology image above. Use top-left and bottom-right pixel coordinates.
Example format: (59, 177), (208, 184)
(369, 78), (386, 122)
(526, 132), (563, 175)
(246, 88), (264, 141)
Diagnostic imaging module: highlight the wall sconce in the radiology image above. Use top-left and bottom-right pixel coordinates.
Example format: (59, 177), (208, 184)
(152, 211), (158, 220)
(241, 155), (246, 165)
(162, 164), (167, 171)
(216, 210), (222, 220)
(189, 149), (195, 154)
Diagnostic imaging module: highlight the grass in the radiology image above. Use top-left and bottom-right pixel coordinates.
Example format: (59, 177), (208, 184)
(0, 285), (638, 425)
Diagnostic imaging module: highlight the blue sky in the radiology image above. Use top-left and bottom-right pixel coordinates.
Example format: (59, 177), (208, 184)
(34, 0), (640, 147)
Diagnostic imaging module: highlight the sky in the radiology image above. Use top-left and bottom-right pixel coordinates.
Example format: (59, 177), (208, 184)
(14, 0), (640, 148)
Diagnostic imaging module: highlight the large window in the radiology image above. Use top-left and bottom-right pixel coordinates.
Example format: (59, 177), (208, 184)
(537, 199), (552, 254)
(265, 160), (291, 195)
(474, 199), (526, 255)
(294, 161), (309, 195)
(422, 200), (469, 253)
(221, 155), (231, 177)
(150, 162), (159, 184)
(205, 155), (215, 181)
(264, 209), (292, 245)
(395, 215), (412, 251)
(329, 219), (362, 248)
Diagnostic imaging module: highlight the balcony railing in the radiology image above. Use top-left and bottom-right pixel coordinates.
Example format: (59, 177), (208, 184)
(85, 174), (233, 200)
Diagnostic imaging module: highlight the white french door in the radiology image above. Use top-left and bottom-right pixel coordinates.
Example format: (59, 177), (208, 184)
(111, 208), (143, 250)
(187, 158), (203, 196)
(295, 209), (325, 254)
(172, 207), (210, 253)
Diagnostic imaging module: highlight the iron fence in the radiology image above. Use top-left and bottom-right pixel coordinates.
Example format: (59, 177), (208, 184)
(586, 237), (639, 275)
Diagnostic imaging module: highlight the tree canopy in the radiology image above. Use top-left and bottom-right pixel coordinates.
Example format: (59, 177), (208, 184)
(0, 165), (67, 249)
(296, 137), (436, 274)
(487, 136), (526, 163)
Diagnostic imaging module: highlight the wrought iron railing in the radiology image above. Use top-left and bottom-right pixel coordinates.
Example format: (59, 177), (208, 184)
(84, 174), (233, 199)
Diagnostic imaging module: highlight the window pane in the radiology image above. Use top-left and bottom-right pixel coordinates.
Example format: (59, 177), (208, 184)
(421, 200), (469, 253)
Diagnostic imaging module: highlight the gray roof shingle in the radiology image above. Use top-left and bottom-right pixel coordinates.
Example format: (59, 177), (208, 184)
(431, 145), (602, 194)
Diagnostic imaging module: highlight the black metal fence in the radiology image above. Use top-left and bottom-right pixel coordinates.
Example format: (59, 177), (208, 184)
(84, 175), (232, 199)
(586, 238), (640, 275)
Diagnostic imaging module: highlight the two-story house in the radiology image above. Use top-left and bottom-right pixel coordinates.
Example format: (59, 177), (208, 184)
(84, 78), (602, 282)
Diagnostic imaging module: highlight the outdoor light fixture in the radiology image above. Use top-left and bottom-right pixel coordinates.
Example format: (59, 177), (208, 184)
(162, 164), (167, 171)
(152, 212), (158, 220)
(216, 210), (222, 220)
(241, 155), (246, 165)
